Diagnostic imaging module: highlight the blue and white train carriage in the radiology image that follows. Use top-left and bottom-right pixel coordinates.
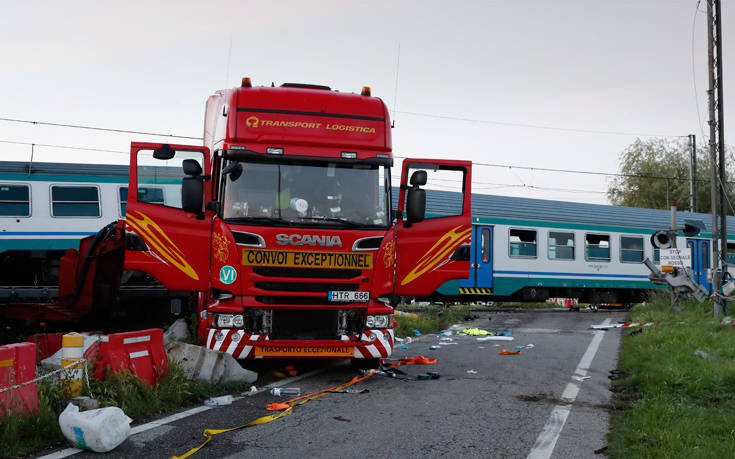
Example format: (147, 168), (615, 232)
(422, 190), (735, 305)
(3, 159), (734, 305)
(0, 161), (177, 285)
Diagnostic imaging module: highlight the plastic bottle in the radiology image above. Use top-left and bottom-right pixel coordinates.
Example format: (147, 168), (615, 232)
(269, 387), (301, 397)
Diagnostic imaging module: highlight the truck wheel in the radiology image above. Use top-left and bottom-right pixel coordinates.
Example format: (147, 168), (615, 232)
(350, 358), (380, 370)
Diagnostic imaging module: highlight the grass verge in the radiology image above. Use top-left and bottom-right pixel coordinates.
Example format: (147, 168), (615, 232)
(608, 294), (735, 458)
(0, 363), (253, 458)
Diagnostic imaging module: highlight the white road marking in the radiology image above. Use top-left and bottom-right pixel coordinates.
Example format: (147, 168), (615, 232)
(37, 366), (329, 459)
(526, 318), (611, 459)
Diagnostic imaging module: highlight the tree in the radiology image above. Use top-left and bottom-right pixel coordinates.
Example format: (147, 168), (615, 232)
(607, 137), (735, 214)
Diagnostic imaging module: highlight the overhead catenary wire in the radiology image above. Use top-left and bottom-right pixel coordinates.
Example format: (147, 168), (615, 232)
(0, 117), (203, 141)
(0, 139), (128, 155)
(394, 155), (725, 183)
(394, 110), (686, 138)
(2, 136), (728, 190)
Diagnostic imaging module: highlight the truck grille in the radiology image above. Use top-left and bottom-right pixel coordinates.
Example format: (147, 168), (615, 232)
(267, 309), (364, 340)
(256, 296), (350, 305)
(271, 309), (338, 339)
(254, 282), (359, 292)
(253, 267), (360, 279)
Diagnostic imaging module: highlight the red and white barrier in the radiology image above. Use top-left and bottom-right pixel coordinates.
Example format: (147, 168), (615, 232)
(0, 342), (38, 415)
(95, 329), (168, 386)
(548, 298), (579, 307)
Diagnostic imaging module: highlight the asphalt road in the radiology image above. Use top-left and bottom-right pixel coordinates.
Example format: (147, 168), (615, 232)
(39, 309), (627, 459)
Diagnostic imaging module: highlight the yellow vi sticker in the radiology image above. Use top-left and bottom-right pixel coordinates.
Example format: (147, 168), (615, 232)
(242, 249), (372, 269)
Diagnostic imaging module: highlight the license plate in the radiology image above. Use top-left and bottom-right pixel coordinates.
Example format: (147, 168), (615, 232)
(254, 345), (353, 357)
(328, 291), (369, 302)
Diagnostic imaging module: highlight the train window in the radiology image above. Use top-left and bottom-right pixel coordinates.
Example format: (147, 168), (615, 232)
(509, 228), (537, 258)
(0, 184), (30, 217)
(136, 150), (203, 210)
(620, 236), (644, 263)
(585, 233), (610, 261)
(120, 186), (168, 216)
(727, 243), (735, 265)
(653, 247), (660, 264)
(481, 228), (491, 263)
(548, 231), (574, 260)
(119, 187), (127, 216)
(51, 186), (100, 217)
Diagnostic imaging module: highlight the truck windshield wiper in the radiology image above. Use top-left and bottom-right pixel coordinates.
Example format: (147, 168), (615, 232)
(226, 216), (293, 226)
(296, 216), (361, 227)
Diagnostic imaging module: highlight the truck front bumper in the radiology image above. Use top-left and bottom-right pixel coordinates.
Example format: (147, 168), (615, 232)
(204, 328), (394, 359)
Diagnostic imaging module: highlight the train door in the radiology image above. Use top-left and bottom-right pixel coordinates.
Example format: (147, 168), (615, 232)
(686, 238), (711, 292)
(475, 226), (493, 288)
(458, 225), (493, 291)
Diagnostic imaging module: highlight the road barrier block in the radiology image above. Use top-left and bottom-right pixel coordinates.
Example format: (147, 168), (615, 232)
(0, 342), (38, 415)
(95, 329), (168, 386)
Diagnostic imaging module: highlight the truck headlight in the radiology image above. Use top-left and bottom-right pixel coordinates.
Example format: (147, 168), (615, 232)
(374, 314), (392, 328)
(365, 314), (392, 329)
(215, 314), (244, 328)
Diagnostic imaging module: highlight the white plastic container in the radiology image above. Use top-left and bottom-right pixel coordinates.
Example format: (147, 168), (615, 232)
(59, 403), (132, 452)
(204, 395), (233, 406)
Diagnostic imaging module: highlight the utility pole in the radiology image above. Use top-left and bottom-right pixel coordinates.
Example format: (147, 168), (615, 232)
(707, 0), (728, 316)
(689, 134), (697, 212)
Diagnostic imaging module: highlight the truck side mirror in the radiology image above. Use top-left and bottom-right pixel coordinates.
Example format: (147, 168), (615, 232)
(410, 170), (427, 187)
(182, 159), (204, 214)
(406, 170), (427, 223)
(222, 162), (243, 182)
(153, 144), (176, 160)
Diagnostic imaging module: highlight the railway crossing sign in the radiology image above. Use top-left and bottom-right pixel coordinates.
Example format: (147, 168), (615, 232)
(660, 248), (692, 268)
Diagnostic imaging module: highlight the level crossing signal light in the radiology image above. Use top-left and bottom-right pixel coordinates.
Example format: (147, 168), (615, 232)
(650, 222), (703, 249)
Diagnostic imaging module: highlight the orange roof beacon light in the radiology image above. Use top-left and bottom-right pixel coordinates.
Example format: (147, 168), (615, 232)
(361, 86), (371, 96)
(241, 77), (252, 88)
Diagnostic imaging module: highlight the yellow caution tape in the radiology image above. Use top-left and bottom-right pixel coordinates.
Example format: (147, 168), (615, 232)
(171, 371), (376, 459)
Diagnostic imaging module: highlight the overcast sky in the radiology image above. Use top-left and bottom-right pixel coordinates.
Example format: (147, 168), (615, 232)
(0, 0), (732, 205)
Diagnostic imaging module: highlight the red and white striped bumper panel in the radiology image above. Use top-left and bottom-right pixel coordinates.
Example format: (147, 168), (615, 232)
(206, 329), (270, 359)
(205, 328), (393, 359)
(352, 329), (394, 359)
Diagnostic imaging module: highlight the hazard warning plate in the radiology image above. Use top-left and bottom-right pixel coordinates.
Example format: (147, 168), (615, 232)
(328, 291), (369, 302)
(254, 345), (353, 357)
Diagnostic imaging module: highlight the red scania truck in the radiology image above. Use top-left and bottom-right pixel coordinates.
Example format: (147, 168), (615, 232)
(124, 79), (472, 364)
(3, 79), (472, 364)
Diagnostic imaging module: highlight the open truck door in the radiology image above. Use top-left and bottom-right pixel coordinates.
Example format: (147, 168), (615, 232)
(394, 159), (472, 297)
(124, 142), (212, 291)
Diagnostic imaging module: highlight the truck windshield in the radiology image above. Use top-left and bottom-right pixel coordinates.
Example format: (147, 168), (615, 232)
(222, 160), (390, 228)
